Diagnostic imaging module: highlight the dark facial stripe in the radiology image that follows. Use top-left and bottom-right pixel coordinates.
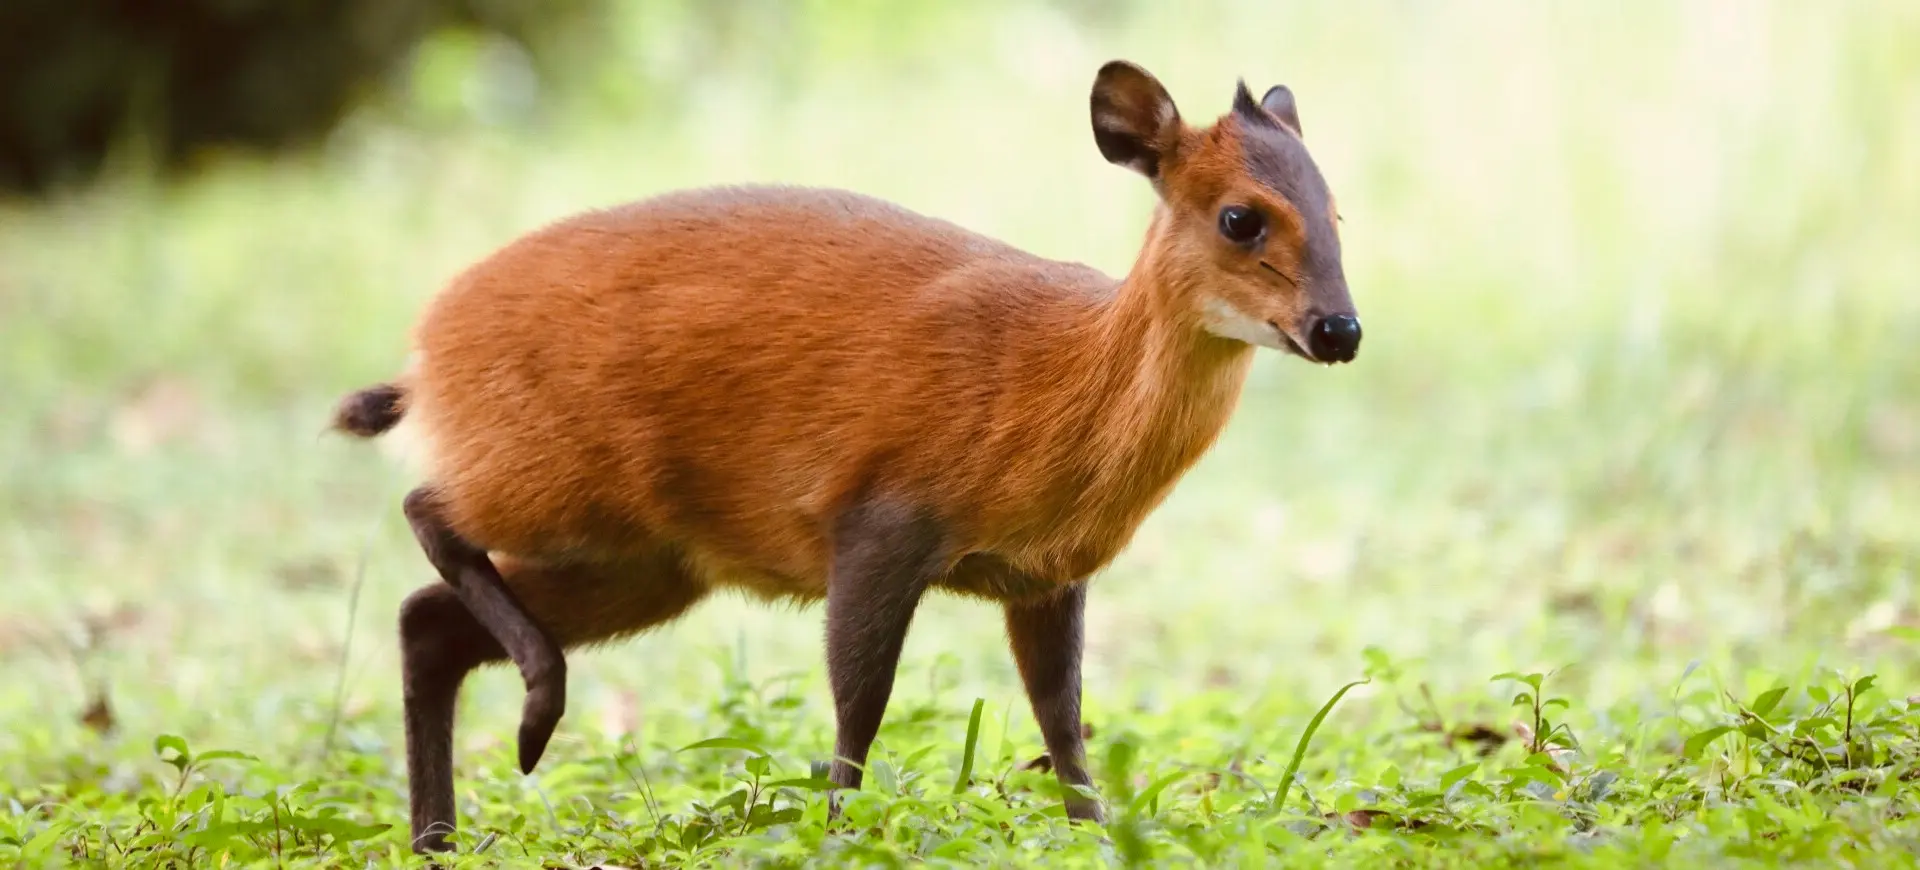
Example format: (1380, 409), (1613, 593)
(1238, 122), (1342, 284)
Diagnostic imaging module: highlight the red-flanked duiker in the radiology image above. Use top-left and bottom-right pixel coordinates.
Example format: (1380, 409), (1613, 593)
(333, 59), (1359, 853)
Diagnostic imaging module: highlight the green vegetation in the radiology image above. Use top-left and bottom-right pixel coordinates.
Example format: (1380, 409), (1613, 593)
(3, 2), (1918, 866)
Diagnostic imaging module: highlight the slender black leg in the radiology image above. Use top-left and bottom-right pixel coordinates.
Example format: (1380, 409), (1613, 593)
(398, 554), (709, 855)
(398, 584), (506, 853)
(1006, 582), (1103, 822)
(823, 500), (948, 797)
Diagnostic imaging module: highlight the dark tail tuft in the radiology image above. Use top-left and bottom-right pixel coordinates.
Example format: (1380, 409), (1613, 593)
(332, 383), (408, 437)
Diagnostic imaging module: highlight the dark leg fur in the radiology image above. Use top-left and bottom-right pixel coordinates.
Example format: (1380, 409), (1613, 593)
(1006, 582), (1103, 822)
(399, 584), (505, 853)
(824, 501), (948, 798)
(398, 555), (708, 854)
(403, 487), (566, 779)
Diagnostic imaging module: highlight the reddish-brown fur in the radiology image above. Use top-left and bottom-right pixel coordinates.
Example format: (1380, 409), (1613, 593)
(340, 60), (1356, 853)
(407, 187), (1251, 597)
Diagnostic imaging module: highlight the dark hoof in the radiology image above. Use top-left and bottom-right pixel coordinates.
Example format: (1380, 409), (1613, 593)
(823, 759), (860, 822)
(1065, 794), (1106, 824)
(517, 668), (566, 774)
(411, 825), (455, 856)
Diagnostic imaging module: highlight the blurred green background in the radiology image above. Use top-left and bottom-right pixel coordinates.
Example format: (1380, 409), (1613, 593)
(2, 0), (1917, 837)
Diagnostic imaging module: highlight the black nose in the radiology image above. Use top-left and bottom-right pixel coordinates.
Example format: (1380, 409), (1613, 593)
(1307, 315), (1362, 363)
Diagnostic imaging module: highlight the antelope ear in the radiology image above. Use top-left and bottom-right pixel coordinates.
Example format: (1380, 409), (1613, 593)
(1090, 60), (1182, 181)
(1260, 84), (1302, 137)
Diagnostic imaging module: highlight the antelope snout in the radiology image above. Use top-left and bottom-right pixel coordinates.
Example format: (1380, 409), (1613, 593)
(1307, 314), (1361, 363)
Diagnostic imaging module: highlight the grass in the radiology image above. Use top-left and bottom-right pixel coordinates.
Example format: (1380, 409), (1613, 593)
(3, 1), (1919, 866)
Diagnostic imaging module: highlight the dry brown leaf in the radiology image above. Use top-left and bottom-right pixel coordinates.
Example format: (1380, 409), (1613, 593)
(1318, 809), (1429, 835)
(1510, 721), (1577, 772)
(1444, 723), (1509, 755)
(80, 689), (115, 734)
(1328, 809), (1392, 830)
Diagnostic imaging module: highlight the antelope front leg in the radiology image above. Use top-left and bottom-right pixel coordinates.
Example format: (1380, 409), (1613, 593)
(823, 500), (947, 800)
(1006, 582), (1104, 822)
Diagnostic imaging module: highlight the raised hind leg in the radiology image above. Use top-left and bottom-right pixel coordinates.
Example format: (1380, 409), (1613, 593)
(402, 487), (566, 777)
(400, 553), (707, 853)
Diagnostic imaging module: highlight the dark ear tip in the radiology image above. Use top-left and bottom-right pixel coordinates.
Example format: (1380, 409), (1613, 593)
(1094, 59), (1153, 89)
(1232, 78), (1261, 116)
(1089, 58), (1178, 180)
(1259, 84), (1302, 134)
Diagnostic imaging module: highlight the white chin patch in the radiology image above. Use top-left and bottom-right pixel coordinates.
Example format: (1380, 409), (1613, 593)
(1201, 299), (1288, 350)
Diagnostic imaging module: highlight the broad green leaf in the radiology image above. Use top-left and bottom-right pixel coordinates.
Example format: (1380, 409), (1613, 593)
(1750, 686), (1789, 718)
(1131, 771), (1189, 816)
(307, 817), (392, 842)
(193, 749), (258, 765)
(1522, 754), (1568, 781)
(767, 777), (838, 791)
(184, 820), (266, 848)
(153, 734), (192, 772)
(930, 836), (983, 860)
(871, 758), (899, 796)
(1504, 765), (1559, 790)
(19, 823), (66, 859)
(1683, 725), (1736, 759)
(901, 743), (940, 771)
(748, 805), (802, 828)
(1440, 763), (1478, 791)
(677, 737), (771, 757)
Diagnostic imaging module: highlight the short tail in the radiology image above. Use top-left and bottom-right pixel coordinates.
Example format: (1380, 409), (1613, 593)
(332, 382), (408, 437)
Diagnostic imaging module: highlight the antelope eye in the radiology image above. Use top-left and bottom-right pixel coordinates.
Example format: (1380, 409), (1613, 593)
(1217, 205), (1266, 244)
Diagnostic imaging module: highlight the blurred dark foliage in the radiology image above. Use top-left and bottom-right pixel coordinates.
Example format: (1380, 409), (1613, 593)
(0, 0), (603, 197)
